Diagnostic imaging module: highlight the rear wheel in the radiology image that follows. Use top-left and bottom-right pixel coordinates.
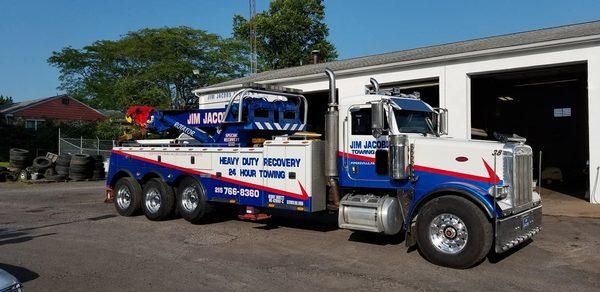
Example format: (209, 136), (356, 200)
(114, 177), (142, 216)
(177, 177), (212, 223)
(416, 195), (492, 269)
(142, 178), (175, 221)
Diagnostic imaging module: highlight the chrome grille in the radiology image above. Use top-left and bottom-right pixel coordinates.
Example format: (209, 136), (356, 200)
(512, 146), (533, 208)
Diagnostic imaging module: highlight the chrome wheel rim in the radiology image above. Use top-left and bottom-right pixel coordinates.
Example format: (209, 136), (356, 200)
(429, 213), (468, 254)
(144, 188), (161, 214)
(116, 186), (131, 209)
(181, 186), (199, 212)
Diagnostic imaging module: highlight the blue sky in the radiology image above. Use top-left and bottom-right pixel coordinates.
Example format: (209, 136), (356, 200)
(1, 0), (599, 102)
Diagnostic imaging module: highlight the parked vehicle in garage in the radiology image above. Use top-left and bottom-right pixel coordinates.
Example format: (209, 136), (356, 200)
(106, 69), (542, 268)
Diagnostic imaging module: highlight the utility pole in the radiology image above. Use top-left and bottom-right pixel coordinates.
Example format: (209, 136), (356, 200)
(249, 0), (258, 75)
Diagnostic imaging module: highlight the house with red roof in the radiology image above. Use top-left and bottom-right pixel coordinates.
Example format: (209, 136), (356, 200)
(0, 94), (105, 130)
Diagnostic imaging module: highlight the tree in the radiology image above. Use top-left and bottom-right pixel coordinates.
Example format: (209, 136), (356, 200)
(0, 95), (13, 107)
(233, 0), (337, 71)
(48, 27), (248, 110)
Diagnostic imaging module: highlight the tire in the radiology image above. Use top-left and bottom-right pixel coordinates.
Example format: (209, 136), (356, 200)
(10, 148), (28, 156)
(69, 175), (87, 181)
(176, 177), (213, 223)
(46, 174), (66, 182)
(114, 177), (142, 216)
(9, 153), (29, 169)
(9, 162), (26, 170)
(416, 195), (493, 269)
(92, 169), (105, 180)
(56, 165), (69, 175)
(44, 168), (55, 177)
(70, 165), (88, 172)
(19, 170), (30, 181)
(10, 149), (30, 169)
(56, 154), (71, 167)
(141, 178), (175, 221)
(71, 154), (91, 162)
(69, 154), (92, 179)
(33, 156), (52, 170)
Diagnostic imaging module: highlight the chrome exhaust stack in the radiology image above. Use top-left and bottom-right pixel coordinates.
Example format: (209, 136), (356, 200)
(324, 68), (340, 208)
(370, 78), (380, 94)
(324, 68), (338, 178)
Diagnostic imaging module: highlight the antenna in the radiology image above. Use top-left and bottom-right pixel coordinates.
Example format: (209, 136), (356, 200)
(249, 0), (258, 75)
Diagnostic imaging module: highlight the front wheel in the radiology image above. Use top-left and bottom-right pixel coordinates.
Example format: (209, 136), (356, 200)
(142, 178), (175, 221)
(177, 177), (213, 223)
(416, 195), (492, 269)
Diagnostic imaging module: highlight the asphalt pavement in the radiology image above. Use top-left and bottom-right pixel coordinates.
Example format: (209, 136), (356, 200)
(1, 181), (599, 291)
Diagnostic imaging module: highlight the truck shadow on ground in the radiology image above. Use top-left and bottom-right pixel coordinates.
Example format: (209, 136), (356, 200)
(0, 228), (56, 247)
(348, 231), (404, 246)
(254, 212), (339, 232)
(487, 239), (532, 264)
(0, 213), (115, 247)
(0, 263), (39, 283)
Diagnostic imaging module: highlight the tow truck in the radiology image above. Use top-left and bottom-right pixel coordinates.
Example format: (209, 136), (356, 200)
(106, 69), (542, 268)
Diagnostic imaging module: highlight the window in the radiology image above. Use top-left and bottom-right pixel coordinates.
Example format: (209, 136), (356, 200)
(25, 120), (36, 129)
(25, 119), (45, 130)
(351, 107), (432, 135)
(351, 108), (373, 135)
(394, 110), (431, 134)
(62, 97), (70, 105)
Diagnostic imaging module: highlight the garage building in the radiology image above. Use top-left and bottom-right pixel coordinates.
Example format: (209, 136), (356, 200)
(197, 21), (600, 204)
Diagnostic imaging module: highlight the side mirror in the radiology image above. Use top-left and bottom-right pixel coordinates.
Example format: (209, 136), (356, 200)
(435, 108), (448, 136)
(371, 101), (385, 138)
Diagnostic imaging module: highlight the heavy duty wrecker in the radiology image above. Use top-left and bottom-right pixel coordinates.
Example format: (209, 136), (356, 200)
(106, 69), (542, 268)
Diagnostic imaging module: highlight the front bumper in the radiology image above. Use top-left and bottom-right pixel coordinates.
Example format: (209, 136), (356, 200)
(495, 204), (542, 253)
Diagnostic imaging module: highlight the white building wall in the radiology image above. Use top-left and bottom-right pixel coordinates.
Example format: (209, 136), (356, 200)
(274, 43), (600, 203)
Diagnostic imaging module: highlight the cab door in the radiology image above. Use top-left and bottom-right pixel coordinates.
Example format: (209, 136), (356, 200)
(343, 105), (389, 183)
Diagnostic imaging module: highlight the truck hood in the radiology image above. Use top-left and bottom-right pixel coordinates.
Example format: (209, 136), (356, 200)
(410, 135), (506, 187)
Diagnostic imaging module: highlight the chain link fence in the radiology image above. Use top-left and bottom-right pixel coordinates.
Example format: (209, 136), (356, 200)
(59, 134), (115, 162)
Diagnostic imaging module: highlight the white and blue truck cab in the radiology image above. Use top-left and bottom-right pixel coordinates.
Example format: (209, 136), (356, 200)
(106, 69), (541, 268)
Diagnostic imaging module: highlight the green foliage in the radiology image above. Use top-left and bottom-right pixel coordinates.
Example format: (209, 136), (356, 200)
(48, 27), (249, 110)
(95, 114), (124, 140)
(233, 0), (337, 70)
(0, 94), (13, 107)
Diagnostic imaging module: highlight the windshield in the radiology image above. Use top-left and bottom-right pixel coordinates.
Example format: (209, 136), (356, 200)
(394, 110), (433, 134)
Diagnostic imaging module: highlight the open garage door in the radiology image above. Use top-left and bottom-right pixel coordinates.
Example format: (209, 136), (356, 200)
(471, 63), (589, 199)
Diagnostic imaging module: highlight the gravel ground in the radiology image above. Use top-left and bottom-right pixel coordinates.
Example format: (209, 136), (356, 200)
(0, 181), (599, 291)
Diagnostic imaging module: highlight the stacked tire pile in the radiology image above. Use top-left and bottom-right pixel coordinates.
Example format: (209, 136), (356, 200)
(92, 155), (106, 180)
(2, 150), (106, 182)
(54, 154), (71, 180)
(69, 154), (93, 181)
(9, 148), (30, 171)
(8, 148), (31, 181)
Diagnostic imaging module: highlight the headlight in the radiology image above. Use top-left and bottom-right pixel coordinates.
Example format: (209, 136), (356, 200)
(488, 185), (510, 200)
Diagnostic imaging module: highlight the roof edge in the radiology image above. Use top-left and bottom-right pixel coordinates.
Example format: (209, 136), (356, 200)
(196, 33), (600, 93)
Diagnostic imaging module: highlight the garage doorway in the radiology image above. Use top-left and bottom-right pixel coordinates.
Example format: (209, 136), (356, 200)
(302, 89), (331, 137)
(471, 63), (589, 199)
